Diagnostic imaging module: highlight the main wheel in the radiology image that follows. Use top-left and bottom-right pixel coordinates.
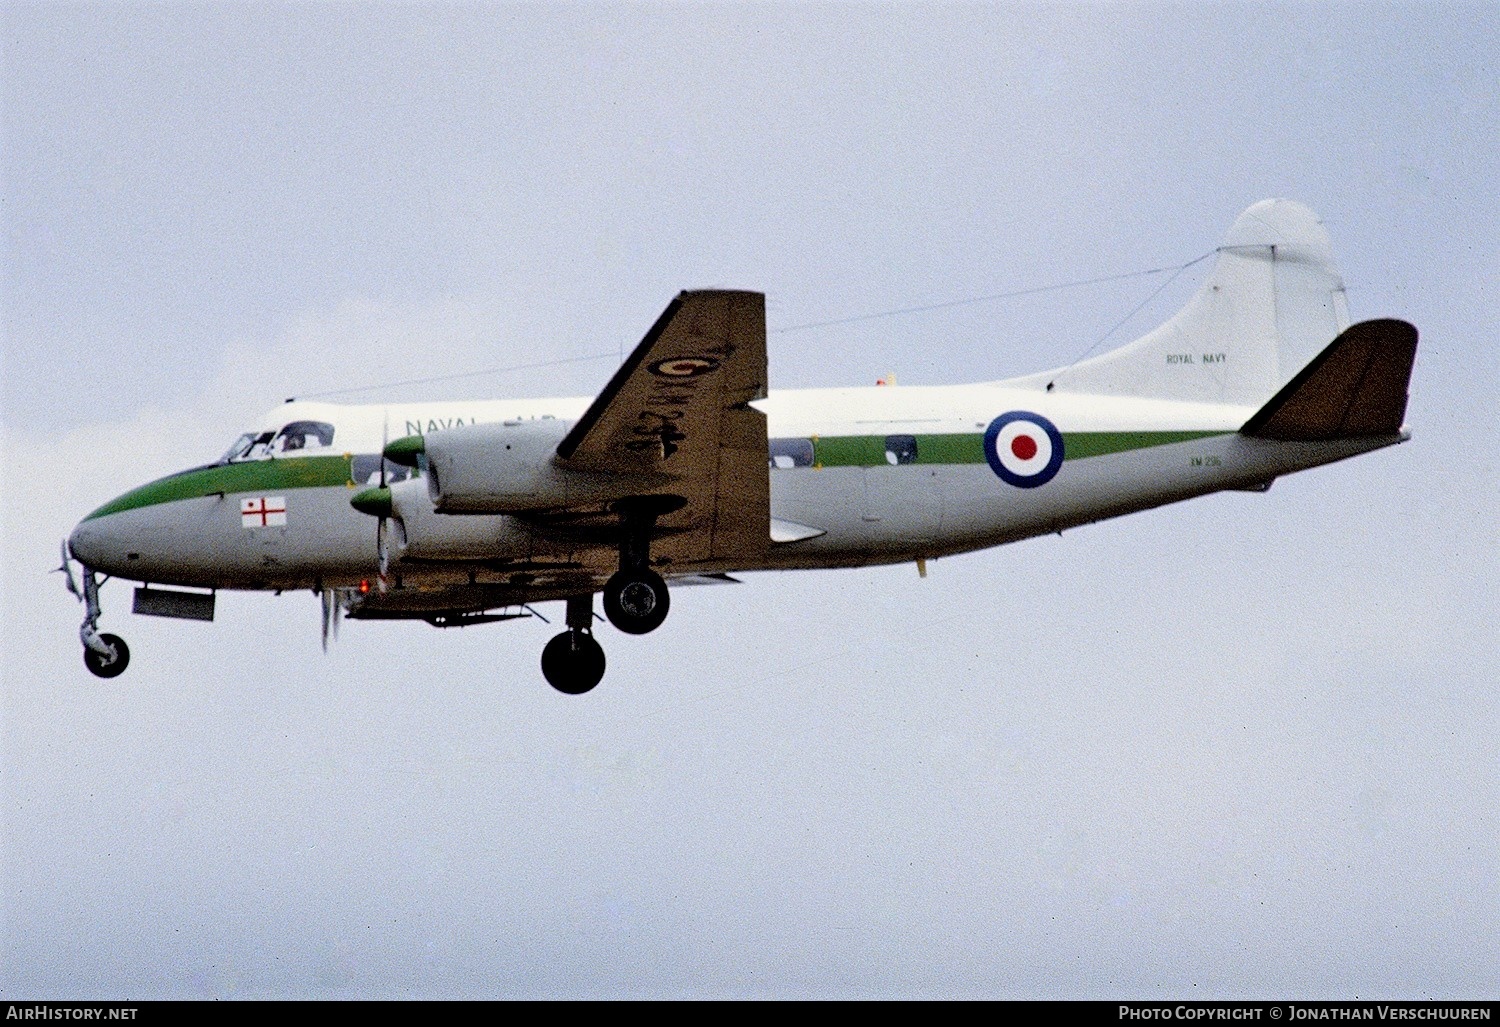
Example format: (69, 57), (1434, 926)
(83, 633), (130, 679)
(541, 630), (606, 695)
(603, 569), (670, 635)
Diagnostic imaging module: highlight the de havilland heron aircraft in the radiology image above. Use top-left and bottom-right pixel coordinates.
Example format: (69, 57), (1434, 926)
(61, 200), (1418, 694)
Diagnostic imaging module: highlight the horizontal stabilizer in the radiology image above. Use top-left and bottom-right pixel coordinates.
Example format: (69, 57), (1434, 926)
(1240, 319), (1418, 441)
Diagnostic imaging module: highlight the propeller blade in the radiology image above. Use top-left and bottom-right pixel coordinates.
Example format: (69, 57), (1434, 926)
(56, 540), (82, 600)
(379, 410), (389, 488)
(377, 409), (391, 592)
(377, 518), (391, 593)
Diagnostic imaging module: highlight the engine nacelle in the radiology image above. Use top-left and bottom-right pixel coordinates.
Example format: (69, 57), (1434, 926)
(423, 419), (666, 514)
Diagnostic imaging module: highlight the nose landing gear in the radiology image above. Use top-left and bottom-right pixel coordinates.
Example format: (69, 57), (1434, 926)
(58, 542), (131, 679)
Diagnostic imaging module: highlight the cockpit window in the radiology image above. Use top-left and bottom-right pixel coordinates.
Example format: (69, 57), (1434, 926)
(219, 421), (336, 463)
(219, 433), (259, 464)
(220, 431), (275, 463)
(272, 420), (335, 453)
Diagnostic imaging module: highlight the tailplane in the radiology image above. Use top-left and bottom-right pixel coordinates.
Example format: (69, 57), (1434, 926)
(1014, 199), (1352, 406)
(1240, 319), (1417, 440)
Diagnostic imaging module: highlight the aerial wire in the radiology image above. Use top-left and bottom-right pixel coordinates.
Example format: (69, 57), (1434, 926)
(765, 257), (1208, 335)
(299, 352), (619, 399)
(294, 252), (1213, 400)
(1053, 249), (1217, 375)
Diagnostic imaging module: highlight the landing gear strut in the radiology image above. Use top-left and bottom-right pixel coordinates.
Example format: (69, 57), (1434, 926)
(602, 499), (673, 635)
(59, 544), (131, 679)
(541, 594), (606, 695)
(538, 498), (679, 693)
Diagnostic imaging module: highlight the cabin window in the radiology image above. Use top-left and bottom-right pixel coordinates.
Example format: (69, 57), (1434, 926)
(272, 420), (335, 453)
(769, 438), (815, 469)
(885, 435), (918, 465)
(351, 455), (414, 486)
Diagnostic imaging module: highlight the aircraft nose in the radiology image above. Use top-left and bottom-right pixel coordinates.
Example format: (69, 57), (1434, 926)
(68, 514), (128, 575)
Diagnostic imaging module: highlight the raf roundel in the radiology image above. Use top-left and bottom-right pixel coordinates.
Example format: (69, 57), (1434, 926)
(983, 411), (1065, 488)
(648, 356), (719, 378)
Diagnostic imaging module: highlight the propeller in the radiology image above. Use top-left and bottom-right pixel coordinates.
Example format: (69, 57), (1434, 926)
(320, 586), (340, 652)
(348, 410), (400, 593)
(375, 412), (391, 592)
(56, 539), (82, 600)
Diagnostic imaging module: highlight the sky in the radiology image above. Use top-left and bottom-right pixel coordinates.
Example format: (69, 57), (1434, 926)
(3, 0), (1497, 1001)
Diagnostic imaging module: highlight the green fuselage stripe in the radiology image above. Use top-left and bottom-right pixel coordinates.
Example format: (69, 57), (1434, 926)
(85, 430), (1230, 519)
(804, 430), (1226, 468)
(84, 455), (358, 520)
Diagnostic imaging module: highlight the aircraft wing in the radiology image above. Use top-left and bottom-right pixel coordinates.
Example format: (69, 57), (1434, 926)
(554, 290), (770, 565)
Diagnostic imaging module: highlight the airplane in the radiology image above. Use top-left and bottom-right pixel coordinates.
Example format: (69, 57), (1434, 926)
(60, 199), (1418, 695)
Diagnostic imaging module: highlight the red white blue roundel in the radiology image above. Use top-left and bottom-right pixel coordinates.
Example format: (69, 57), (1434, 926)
(649, 356), (719, 378)
(984, 411), (1064, 488)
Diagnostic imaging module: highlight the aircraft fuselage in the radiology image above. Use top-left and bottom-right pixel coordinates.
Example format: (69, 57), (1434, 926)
(69, 387), (1402, 596)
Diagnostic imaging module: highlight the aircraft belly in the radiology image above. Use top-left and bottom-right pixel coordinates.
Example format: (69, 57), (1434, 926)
(935, 441), (1247, 551)
(936, 434), (1400, 554)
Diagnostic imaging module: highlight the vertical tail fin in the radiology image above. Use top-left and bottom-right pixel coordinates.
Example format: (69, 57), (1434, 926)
(1018, 200), (1351, 406)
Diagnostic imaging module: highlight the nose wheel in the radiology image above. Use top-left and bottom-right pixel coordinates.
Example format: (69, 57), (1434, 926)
(83, 633), (131, 679)
(59, 544), (133, 680)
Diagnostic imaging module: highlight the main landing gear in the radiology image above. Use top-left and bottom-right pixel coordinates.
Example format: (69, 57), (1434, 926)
(603, 568), (670, 635)
(541, 594), (606, 694)
(601, 498), (673, 635)
(540, 498), (678, 695)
